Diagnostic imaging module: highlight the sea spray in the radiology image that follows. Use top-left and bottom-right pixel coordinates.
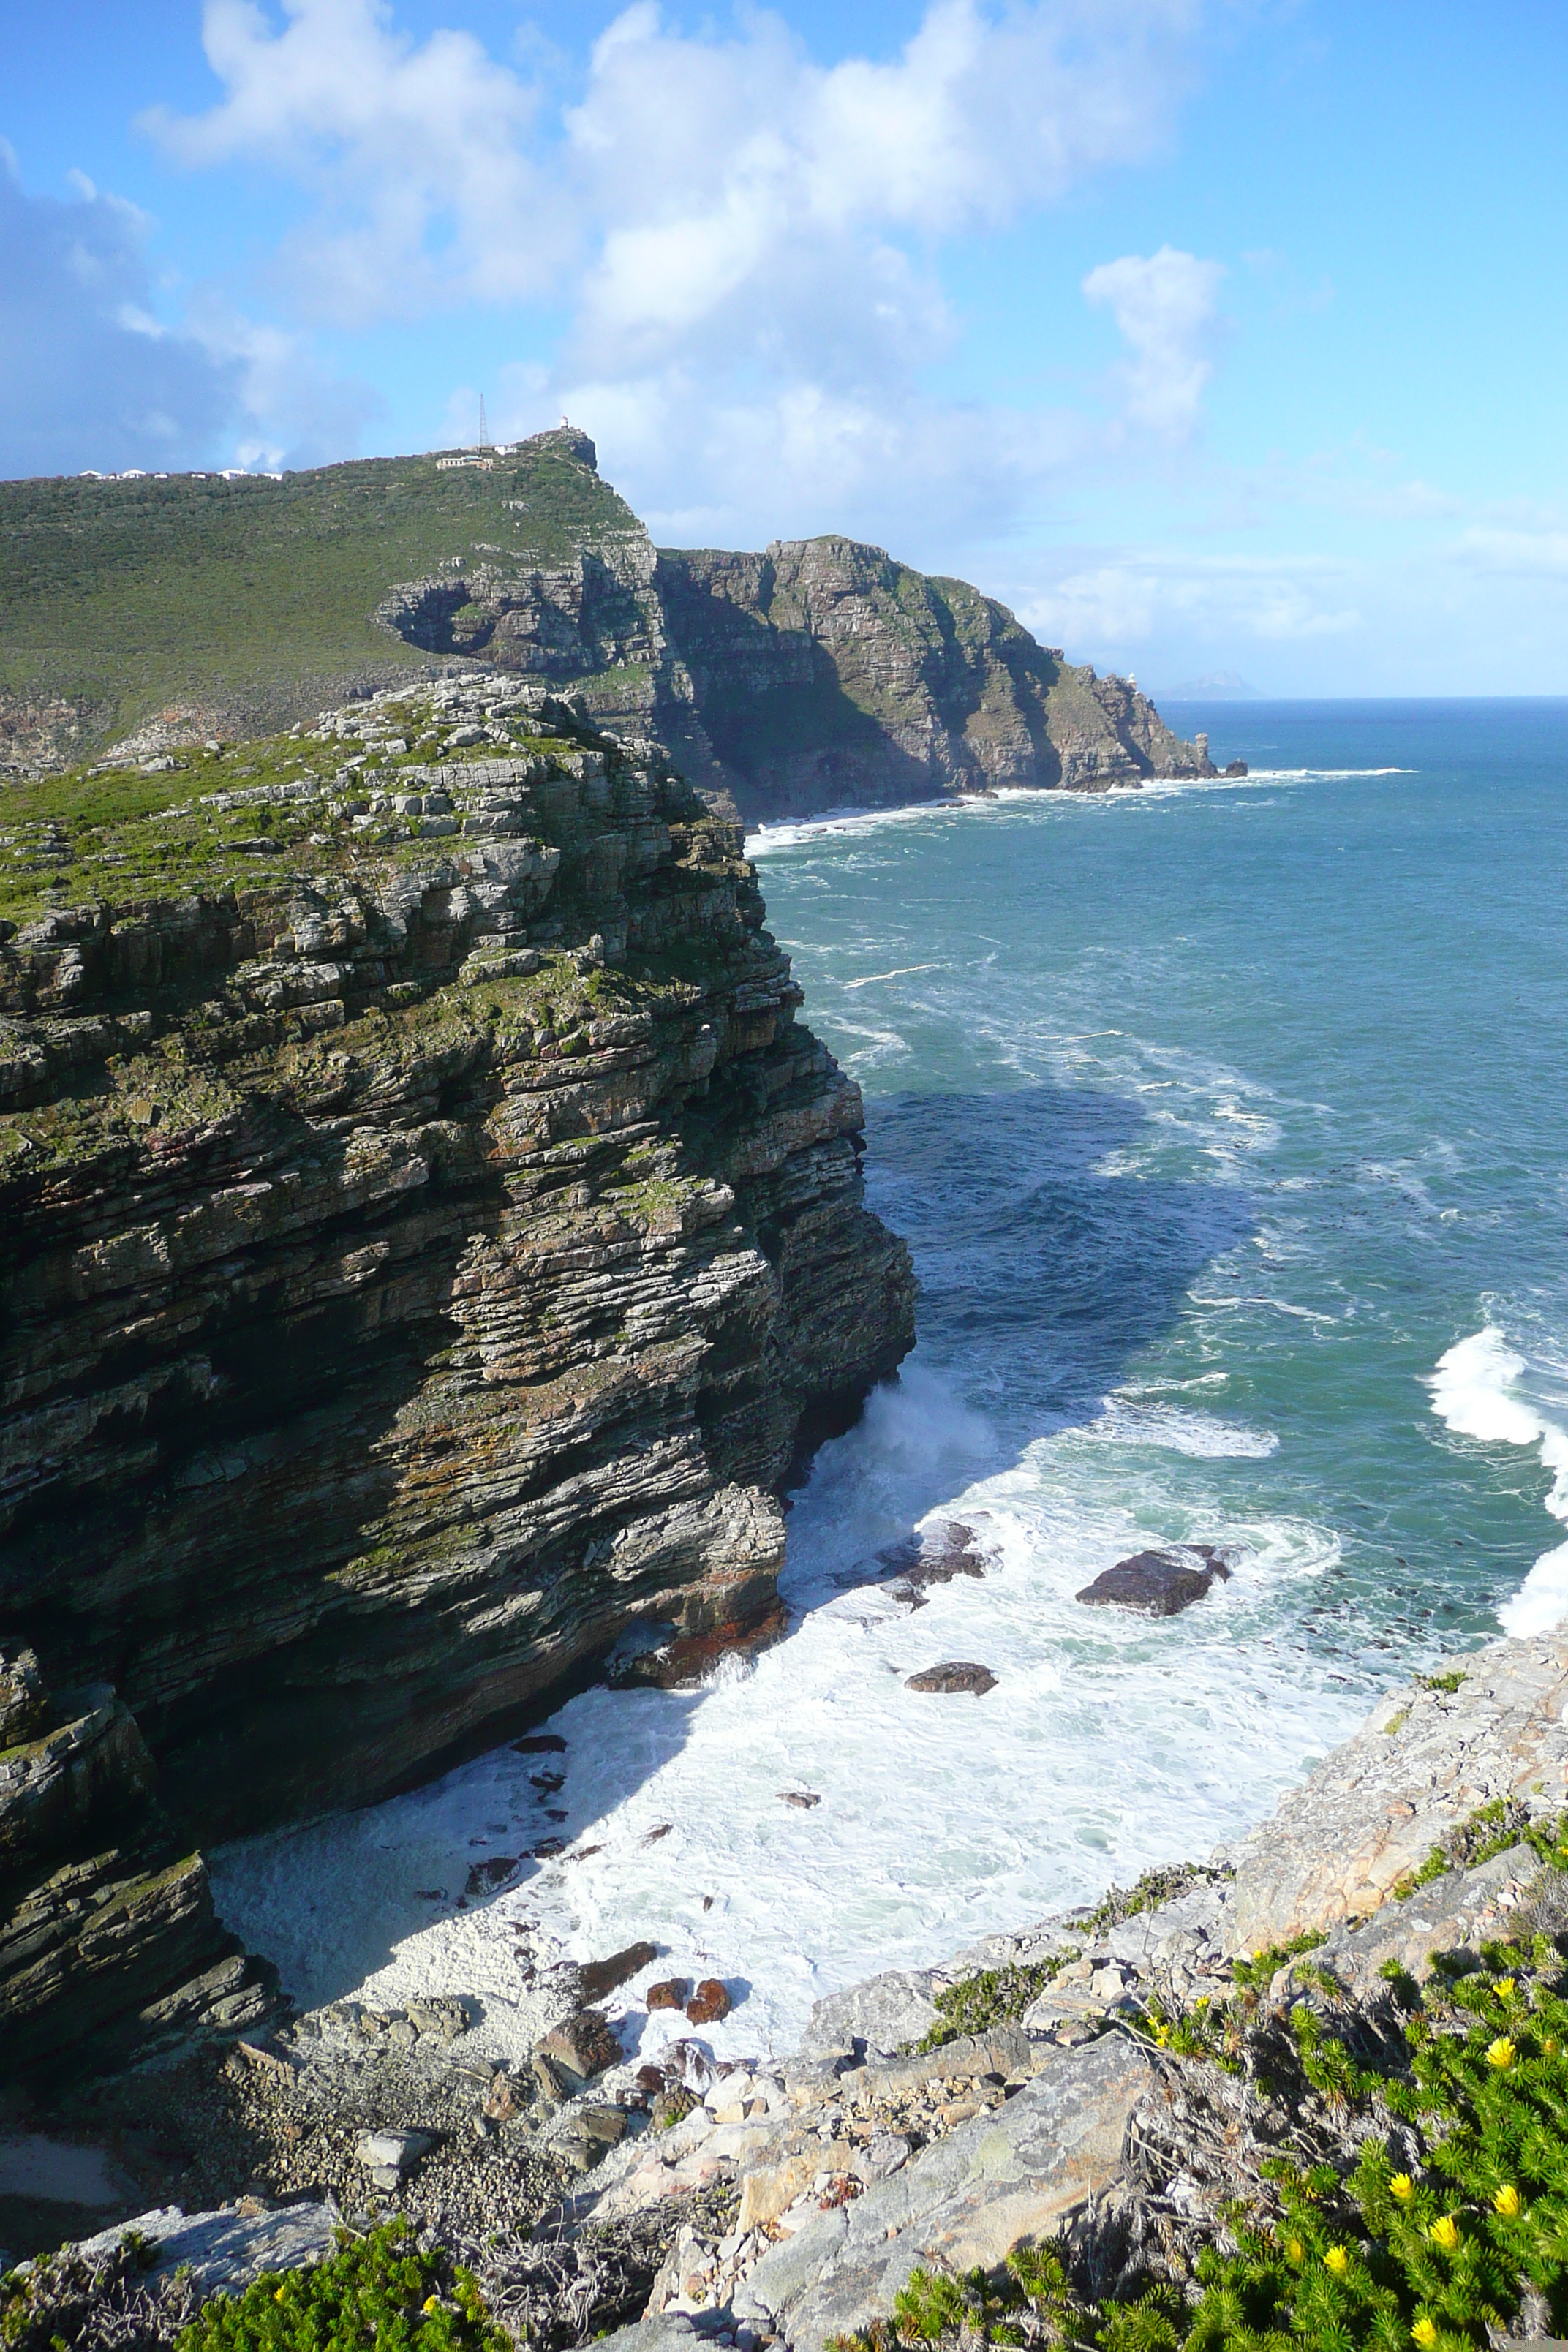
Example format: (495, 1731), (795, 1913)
(1428, 1328), (1568, 1636)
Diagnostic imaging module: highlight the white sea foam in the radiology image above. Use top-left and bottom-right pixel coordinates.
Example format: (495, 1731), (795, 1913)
(744, 769), (1414, 858)
(1083, 1399), (1279, 1458)
(1428, 1328), (1568, 1634)
(211, 1362), (1352, 2066)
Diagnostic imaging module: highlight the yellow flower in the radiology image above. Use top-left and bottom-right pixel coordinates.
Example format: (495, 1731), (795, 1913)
(1324, 2246), (1349, 2275)
(274, 2288), (287, 2304)
(1285, 2238), (1305, 2265)
(1487, 2036), (1517, 2070)
(1411, 2320), (1439, 2349)
(423, 2297), (440, 2315)
(1390, 2174), (1416, 2202)
(1429, 2214), (1461, 2252)
(1493, 1977), (1516, 1999)
(1547, 2035), (1561, 2058)
(1494, 2184), (1523, 2218)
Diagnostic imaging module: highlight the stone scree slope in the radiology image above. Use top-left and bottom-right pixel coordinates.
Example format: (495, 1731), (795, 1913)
(0, 671), (914, 2071)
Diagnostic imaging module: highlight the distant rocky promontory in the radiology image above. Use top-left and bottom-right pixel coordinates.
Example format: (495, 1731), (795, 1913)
(1, 429), (1221, 819)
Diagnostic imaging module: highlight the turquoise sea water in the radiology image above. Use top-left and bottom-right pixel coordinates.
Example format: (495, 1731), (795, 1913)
(761, 697), (1568, 1661)
(214, 701), (1568, 2062)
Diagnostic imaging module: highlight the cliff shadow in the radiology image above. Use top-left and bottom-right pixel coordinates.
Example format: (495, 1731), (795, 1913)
(783, 1079), (1259, 1599)
(210, 1079), (1258, 2004)
(207, 1690), (717, 2012)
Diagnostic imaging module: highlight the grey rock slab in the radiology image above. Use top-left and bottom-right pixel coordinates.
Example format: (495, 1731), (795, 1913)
(1225, 1632), (1568, 1950)
(736, 2032), (1154, 2352)
(1107, 1880), (1234, 1970)
(52, 2201), (336, 2291)
(798, 1970), (941, 2062)
(355, 2127), (434, 2190)
(1303, 1846), (1537, 1994)
(591, 2319), (715, 2352)
(846, 2024), (1034, 2100)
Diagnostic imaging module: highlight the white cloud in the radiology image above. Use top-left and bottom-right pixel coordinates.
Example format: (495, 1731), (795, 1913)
(1081, 244), (1226, 439)
(492, 364), (1095, 550)
(0, 145), (386, 477)
(143, 0), (562, 323)
(0, 150), (241, 475)
(1004, 546), (1362, 663)
(136, 0), (1217, 524)
(1452, 524), (1568, 577)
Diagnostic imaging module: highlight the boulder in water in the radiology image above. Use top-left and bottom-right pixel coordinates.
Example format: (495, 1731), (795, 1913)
(1075, 1545), (1233, 1618)
(579, 1939), (658, 2001)
(685, 1977), (733, 2024)
(905, 1662), (997, 1695)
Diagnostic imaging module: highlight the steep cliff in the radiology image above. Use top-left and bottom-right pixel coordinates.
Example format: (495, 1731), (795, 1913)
(0, 669), (913, 2069)
(379, 434), (1215, 820)
(651, 539), (1210, 815)
(3, 429), (1214, 820)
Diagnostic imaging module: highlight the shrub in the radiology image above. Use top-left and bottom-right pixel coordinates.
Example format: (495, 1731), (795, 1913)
(837, 1929), (1568, 2347)
(175, 2223), (507, 2352)
(915, 1953), (1079, 2052)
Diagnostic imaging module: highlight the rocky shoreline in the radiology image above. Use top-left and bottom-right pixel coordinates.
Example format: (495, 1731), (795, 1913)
(10, 1629), (1568, 2348)
(0, 671), (912, 2079)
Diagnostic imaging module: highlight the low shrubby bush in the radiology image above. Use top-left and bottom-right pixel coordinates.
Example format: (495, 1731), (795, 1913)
(838, 1912), (1568, 2348)
(175, 2223), (506, 2352)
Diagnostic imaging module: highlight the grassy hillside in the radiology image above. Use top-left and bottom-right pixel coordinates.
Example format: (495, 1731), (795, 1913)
(0, 433), (638, 750)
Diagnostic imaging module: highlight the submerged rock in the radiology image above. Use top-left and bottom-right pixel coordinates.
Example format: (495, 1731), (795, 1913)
(870, 1520), (991, 1610)
(579, 1941), (660, 2002)
(1075, 1545), (1234, 1617)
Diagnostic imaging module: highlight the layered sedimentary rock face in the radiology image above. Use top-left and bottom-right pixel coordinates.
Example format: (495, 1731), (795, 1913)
(4, 427), (1213, 818)
(652, 539), (1211, 815)
(0, 671), (913, 2068)
(372, 434), (1213, 821)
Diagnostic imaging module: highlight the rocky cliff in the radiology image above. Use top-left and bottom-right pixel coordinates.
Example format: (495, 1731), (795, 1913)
(380, 431), (1216, 821)
(0, 668), (913, 2070)
(3, 429), (1218, 820)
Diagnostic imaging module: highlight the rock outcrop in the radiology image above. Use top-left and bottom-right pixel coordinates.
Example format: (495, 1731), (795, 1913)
(4, 430), (1218, 821)
(1223, 1633), (1568, 1950)
(378, 437), (1215, 823)
(0, 1651), (278, 2073)
(652, 540), (1214, 817)
(0, 668), (913, 2068)
(23, 1630), (1568, 2337)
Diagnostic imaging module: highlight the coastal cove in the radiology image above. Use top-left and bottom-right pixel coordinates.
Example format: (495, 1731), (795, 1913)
(210, 698), (1568, 2065)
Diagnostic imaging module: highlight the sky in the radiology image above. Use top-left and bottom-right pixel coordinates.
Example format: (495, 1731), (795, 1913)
(4, 0), (1568, 693)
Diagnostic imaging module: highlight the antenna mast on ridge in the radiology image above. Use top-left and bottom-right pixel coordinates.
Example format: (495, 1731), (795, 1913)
(478, 395), (489, 449)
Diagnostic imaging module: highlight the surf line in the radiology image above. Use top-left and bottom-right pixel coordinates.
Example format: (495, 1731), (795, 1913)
(843, 963), (941, 990)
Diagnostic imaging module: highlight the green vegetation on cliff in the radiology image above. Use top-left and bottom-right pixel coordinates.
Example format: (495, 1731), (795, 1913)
(1, 431), (1212, 810)
(0, 431), (636, 749)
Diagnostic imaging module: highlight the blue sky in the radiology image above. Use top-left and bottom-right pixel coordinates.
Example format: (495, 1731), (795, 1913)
(4, 0), (1568, 693)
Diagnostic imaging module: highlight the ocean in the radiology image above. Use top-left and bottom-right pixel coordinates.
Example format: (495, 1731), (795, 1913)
(211, 698), (1568, 2066)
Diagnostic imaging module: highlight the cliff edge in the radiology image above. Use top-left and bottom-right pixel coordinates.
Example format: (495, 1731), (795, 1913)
(0, 668), (913, 2070)
(2, 429), (1218, 820)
